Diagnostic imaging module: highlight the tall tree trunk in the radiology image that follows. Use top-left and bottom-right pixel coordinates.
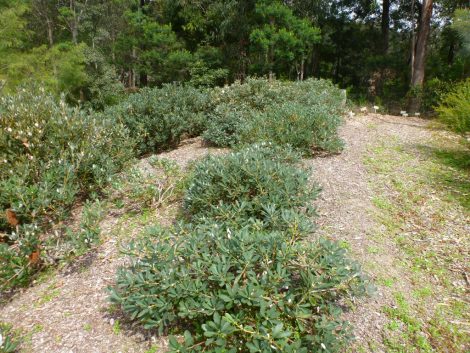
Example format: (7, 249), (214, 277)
(46, 19), (54, 46)
(138, 0), (148, 86)
(70, 0), (78, 44)
(409, 0), (433, 112)
(72, 25), (78, 44)
(411, 0), (433, 87)
(131, 47), (137, 89)
(381, 0), (390, 54)
(311, 46), (320, 78)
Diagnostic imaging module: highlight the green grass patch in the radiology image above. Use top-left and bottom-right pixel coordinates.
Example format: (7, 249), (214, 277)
(364, 132), (469, 352)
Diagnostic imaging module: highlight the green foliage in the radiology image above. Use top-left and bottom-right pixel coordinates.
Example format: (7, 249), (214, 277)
(1, 40), (88, 100)
(203, 104), (251, 147)
(105, 84), (210, 155)
(204, 78), (345, 154)
(188, 61), (229, 88)
(111, 144), (368, 352)
(436, 79), (470, 134)
(67, 199), (104, 251)
(452, 9), (470, 55)
(243, 102), (343, 154)
(0, 2), (119, 104)
(82, 47), (125, 110)
(0, 87), (133, 227)
(250, 0), (320, 76)
(0, 2), (29, 52)
(0, 87), (134, 288)
(203, 78), (288, 148)
(184, 143), (318, 232)
(0, 224), (40, 289)
(0, 321), (19, 353)
(1, 0), (468, 110)
(419, 78), (453, 114)
(203, 79), (275, 147)
(109, 157), (185, 211)
(111, 225), (367, 353)
(116, 10), (192, 85)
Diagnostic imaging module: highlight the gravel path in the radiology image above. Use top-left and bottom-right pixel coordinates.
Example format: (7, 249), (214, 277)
(307, 113), (432, 351)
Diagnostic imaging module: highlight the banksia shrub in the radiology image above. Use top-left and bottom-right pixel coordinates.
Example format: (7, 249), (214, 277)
(183, 144), (319, 232)
(242, 102), (343, 155)
(110, 225), (368, 353)
(203, 78), (345, 154)
(110, 141), (367, 352)
(202, 104), (249, 147)
(0, 87), (133, 289)
(105, 84), (210, 155)
(0, 88), (133, 230)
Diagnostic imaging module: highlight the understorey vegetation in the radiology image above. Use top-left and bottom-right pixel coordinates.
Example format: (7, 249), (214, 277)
(0, 88), (134, 289)
(436, 78), (470, 135)
(1, 78), (354, 351)
(183, 144), (318, 231)
(102, 84), (211, 156)
(203, 78), (345, 154)
(0, 78), (344, 292)
(110, 144), (369, 353)
(106, 78), (345, 156)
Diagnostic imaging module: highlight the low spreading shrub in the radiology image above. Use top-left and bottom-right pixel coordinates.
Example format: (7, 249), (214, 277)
(2, 74), (347, 302)
(183, 144), (319, 232)
(111, 144), (368, 352)
(110, 225), (368, 353)
(202, 104), (249, 147)
(435, 79), (470, 135)
(202, 78), (289, 147)
(105, 84), (210, 155)
(0, 87), (134, 288)
(0, 88), (134, 229)
(66, 199), (104, 252)
(203, 78), (345, 154)
(0, 224), (40, 288)
(242, 102), (343, 155)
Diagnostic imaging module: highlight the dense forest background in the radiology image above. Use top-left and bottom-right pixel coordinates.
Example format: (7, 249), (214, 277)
(0, 0), (469, 112)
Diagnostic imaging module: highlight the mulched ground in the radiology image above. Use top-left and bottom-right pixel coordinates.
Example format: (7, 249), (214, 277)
(308, 114), (432, 352)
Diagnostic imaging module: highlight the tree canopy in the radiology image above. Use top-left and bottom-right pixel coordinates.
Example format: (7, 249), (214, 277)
(0, 0), (469, 111)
